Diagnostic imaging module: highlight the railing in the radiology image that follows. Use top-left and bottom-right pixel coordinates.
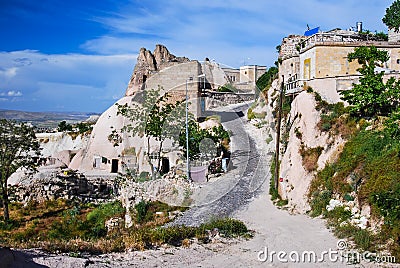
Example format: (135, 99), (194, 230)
(284, 75), (303, 95)
(300, 32), (387, 52)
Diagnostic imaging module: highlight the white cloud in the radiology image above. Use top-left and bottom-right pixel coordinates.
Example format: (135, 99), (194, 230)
(78, 0), (393, 69)
(0, 67), (18, 78)
(0, 0), (394, 112)
(7, 90), (22, 97)
(0, 50), (136, 112)
(0, 90), (22, 97)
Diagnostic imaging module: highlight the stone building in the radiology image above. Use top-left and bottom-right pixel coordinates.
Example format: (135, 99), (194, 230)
(69, 45), (260, 175)
(222, 65), (267, 91)
(279, 26), (400, 103)
(279, 34), (304, 84)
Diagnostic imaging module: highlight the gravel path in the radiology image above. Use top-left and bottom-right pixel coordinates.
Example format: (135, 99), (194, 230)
(171, 102), (267, 227)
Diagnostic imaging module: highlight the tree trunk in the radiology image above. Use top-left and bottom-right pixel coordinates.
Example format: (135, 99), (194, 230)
(147, 136), (155, 178)
(157, 140), (164, 173)
(2, 183), (9, 222)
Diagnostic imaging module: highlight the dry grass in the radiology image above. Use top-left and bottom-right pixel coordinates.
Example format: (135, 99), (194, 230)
(1, 199), (249, 254)
(181, 238), (191, 248)
(299, 145), (324, 172)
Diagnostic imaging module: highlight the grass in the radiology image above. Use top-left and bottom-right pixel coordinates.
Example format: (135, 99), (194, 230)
(269, 154), (280, 201)
(308, 124), (400, 260)
(0, 199), (249, 254)
(308, 90), (357, 139)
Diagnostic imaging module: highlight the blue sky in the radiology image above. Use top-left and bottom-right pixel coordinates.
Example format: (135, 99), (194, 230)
(0, 0), (393, 112)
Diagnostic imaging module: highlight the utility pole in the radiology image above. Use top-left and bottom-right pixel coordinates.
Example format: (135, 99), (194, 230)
(185, 76), (193, 181)
(274, 75), (284, 190)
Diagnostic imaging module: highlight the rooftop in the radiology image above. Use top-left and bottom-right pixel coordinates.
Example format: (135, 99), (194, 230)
(299, 29), (390, 53)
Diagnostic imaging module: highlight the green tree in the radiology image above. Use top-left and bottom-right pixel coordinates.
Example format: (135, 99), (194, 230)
(178, 118), (230, 161)
(113, 87), (185, 176)
(76, 122), (92, 134)
(0, 119), (41, 221)
(58, 120), (72, 132)
(256, 66), (278, 91)
(383, 0), (400, 32)
(340, 46), (400, 117)
(384, 108), (400, 138)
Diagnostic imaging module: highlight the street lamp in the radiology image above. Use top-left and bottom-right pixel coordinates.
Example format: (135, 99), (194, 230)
(186, 76), (193, 180)
(185, 74), (206, 181)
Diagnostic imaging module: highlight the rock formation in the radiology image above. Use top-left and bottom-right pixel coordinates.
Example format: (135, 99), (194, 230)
(69, 45), (231, 176)
(125, 44), (190, 96)
(251, 80), (346, 213)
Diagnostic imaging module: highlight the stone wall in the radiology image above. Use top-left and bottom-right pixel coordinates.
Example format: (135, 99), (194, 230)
(389, 28), (400, 43)
(144, 61), (202, 118)
(279, 35), (304, 60)
(299, 45), (359, 80)
(239, 65), (266, 88)
(8, 172), (117, 204)
(204, 91), (255, 109)
(279, 56), (300, 83)
(222, 68), (240, 83)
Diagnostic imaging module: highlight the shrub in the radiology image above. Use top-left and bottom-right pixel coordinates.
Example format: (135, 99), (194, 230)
(135, 200), (150, 223)
(370, 184), (400, 226)
(385, 108), (400, 138)
(308, 127), (400, 257)
(353, 228), (373, 251)
(247, 108), (255, 120)
(217, 83), (237, 92)
(1, 197), (249, 254)
(137, 171), (150, 182)
(200, 218), (248, 238)
(124, 217), (248, 250)
(269, 155), (280, 201)
(326, 206), (352, 224)
(309, 190), (332, 217)
(256, 66), (278, 91)
(344, 193), (354, 202)
(0, 219), (20, 230)
(265, 134), (273, 144)
(85, 201), (125, 238)
(151, 226), (196, 246)
(254, 111), (266, 119)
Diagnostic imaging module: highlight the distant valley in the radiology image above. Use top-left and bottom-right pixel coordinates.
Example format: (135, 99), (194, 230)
(0, 109), (99, 128)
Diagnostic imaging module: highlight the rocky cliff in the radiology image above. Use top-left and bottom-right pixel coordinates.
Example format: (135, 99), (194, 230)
(251, 80), (346, 213)
(277, 91), (345, 213)
(125, 44), (190, 96)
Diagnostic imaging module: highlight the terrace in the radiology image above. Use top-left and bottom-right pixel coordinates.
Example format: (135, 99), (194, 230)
(300, 30), (388, 53)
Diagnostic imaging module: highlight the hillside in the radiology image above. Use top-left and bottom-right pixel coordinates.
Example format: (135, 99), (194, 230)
(0, 109), (99, 128)
(249, 77), (400, 262)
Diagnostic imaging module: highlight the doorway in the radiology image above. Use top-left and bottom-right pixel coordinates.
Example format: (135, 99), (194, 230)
(161, 157), (170, 174)
(111, 159), (118, 173)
